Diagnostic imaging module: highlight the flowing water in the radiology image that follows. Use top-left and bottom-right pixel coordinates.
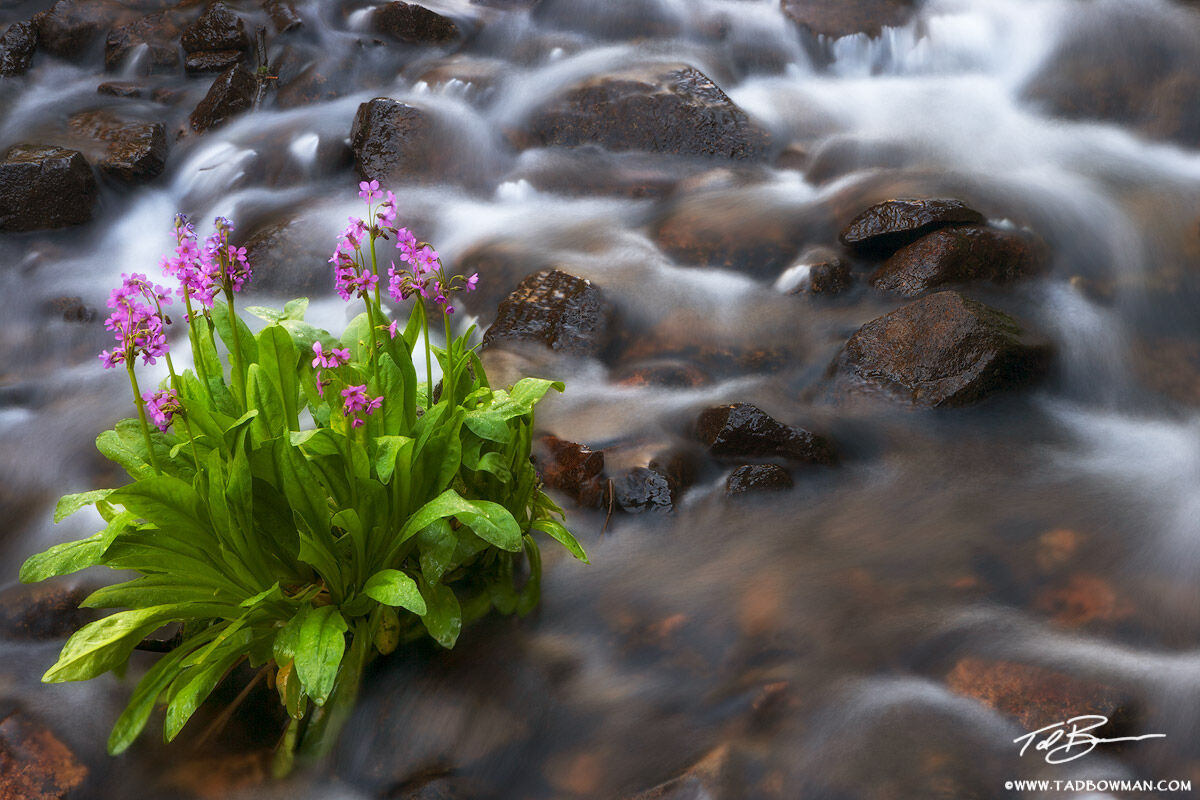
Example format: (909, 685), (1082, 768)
(3, 0), (1200, 797)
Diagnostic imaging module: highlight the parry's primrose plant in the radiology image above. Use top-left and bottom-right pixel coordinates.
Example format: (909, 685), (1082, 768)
(20, 180), (586, 772)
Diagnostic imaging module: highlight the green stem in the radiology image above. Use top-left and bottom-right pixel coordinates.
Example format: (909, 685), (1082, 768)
(421, 302), (433, 409)
(184, 293), (214, 397)
(163, 352), (202, 475)
(224, 288), (247, 408)
(442, 311), (455, 406)
(125, 360), (161, 474)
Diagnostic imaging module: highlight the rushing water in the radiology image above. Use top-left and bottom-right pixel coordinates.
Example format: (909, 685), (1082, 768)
(3, 0), (1200, 797)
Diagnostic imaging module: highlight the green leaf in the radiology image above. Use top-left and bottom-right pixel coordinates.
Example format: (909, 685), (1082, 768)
(362, 570), (426, 614)
(245, 306), (285, 323)
(340, 313), (373, 363)
(248, 363), (286, 442)
(283, 298), (309, 321)
(257, 324), (300, 429)
(110, 476), (213, 544)
(463, 410), (512, 443)
(531, 519), (589, 563)
(294, 606), (347, 706)
(82, 576), (235, 609)
(373, 436), (413, 484)
(417, 520), (456, 585)
(457, 500), (522, 552)
(19, 511), (133, 583)
(376, 354), (415, 433)
(43, 603), (230, 683)
(211, 299), (260, 366)
(418, 580), (461, 649)
(96, 429), (154, 481)
(509, 378), (564, 409)
(164, 633), (248, 741)
(54, 490), (114, 523)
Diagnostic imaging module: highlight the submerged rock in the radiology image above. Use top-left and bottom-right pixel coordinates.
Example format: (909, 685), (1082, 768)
(373, 2), (460, 44)
(726, 463), (794, 496)
(0, 710), (88, 800)
(99, 121), (168, 183)
(781, 0), (917, 39)
(0, 21), (38, 77)
(482, 269), (611, 357)
(870, 225), (1047, 297)
(522, 63), (770, 160)
(612, 466), (677, 513)
(696, 403), (837, 464)
(840, 198), (986, 255)
(0, 582), (94, 640)
(536, 435), (606, 508)
(263, 0), (303, 34)
(835, 290), (1051, 407)
(190, 65), (256, 133)
(104, 12), (182, 73)
(0, 144), (97, 232)
(35, 0), (132, 59)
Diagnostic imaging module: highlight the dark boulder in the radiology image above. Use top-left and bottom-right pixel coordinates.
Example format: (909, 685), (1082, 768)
(781, 0), (917, 39)
(536, 435), (606, 508)
(97, 81), (144, 98)
(35, 0), (132, 59)
(185, 49), (243, 74)
(263, 0), (303, 34)
(0, 21), (37, 77)
(835, 290), (1051, 407)
(726, 463), (793, 496)
(350, 97), (487, 185)
(482, 269), (611, 357)
(869, 225), (1047, 297)
(99, 122), (168, 183)
(531, 0), (682, 40)
(792, 252), (852, 295)
(522, 63), (770, 160)
(189, 65), (256, 133)
(373, 2), (460, 44)
(0, 582), (94, 640)
(612, 466), (677, 513)
(104, 12), (181, 73)
(0, 710), (88, 800)
(696, 403), (837, 464)
(181, 2), (249, 54)
(0, 145), (97, 232)
(839, 198), (985, 254)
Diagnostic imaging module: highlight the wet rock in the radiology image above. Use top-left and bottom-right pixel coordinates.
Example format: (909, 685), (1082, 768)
(189, 65), (256, 133)
(104, 12), (181, 73)
(275, 63), (341, 109)
(0, 145), (97, 232)
(839, 198), (986, 255)
(696, 403), (837, 464)
(612, 466), (677, 513)
(869, 225), (1046, 297)
(945, 657), (1134, 731)
(835, 291), (1051, 407)
(0, 710), (88, 800)
(1034, 574), (1132, 628)
(35, 0), (132, 59)
(727, 463), (793, 496)
(238, 215), (338, 294)
(615, 360), (710, 388)
(535, 435), (606, 508)
(44, 296), (95, 323)
(181, 2), (249, 54)
(185, 49), (243, 74)
(802, 256), (851, 295)
(373, 2), (460, 44)
(508, 147), (685, 199)
(350, 97), (482, 185)
(98, 121), (167, 183)
(0, 581), (94, 640)
(626, 744), (733, 800)
(522, 63), (770, 160)
(263, 0), (303, 34)
(781, 0), (917, 39)
(159, 751), (269, 800)
(96, 81), (143, 98)
(532, 0), (683, 40)
(482, 269), (612, 357)
(0, 21), (37, 77)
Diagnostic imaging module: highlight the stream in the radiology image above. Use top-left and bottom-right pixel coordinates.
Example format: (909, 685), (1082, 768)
(2, 0), (1200, 797)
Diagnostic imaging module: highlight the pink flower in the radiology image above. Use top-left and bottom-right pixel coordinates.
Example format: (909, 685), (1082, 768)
(312, 341), (351, 369)
(358, 179), (381, 203)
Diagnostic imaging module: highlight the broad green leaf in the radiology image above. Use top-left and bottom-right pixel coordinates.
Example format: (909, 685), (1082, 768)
(362, 570), (426, 614)
(457, 500), (522, 552)
(96, 429), (154, 481)
(164, 636), (248, 741)
(239, 583), (283, 608)
(376, 354), (414, 433)
(373, 436), (413, 484)
(417, 520), (456, 585)
(43, 603), (230, 682)
(294, 606), (347, 706)
(211, 299), (260, 366)
(19, 511), (133, 583)
(340, 312), (373, 363)
(509, 378), (564, 409)
(245, 306), (285, 323)
(463, 410), (512, 443)
(531, 519), (589, 563)
(248, 363), (286, 442)
(283, 298), (309, 321)
(418, 580), (461, 649)
(82, 576), (235, 609)
(54, 490), (113, 523)
(257, 324), (299, 428)
(110, 476), (211, 543)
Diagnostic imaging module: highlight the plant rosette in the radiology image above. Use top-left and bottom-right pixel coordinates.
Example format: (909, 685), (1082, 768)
(20, 181), (587, 774)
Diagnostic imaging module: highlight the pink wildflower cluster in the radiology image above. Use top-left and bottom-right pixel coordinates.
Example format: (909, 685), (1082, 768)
(99, 273), (173, 369)
(142, 388), (181, 432)
(160, 214), (252, 310)
(341, 384), (382, 428)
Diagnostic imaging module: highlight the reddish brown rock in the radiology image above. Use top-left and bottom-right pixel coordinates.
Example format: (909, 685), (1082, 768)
(536, 435), (606, 508)
(190, 65), (256, 133)
(946, 657), (1134, 731)
(0, 21), (38, 77)
(181, 2), (249, 54)
(615, 360), (710, 388)
(482, 269), (611, 357)
(839, 198), (986, 254)
(1035, 574), (1133, 628)
(805, 258), (852, 295)
(726, 463), (793, 496)
(523, 63), (770, 160)
(0, 710), (88, 800)
(781, 0), (917, 38)
(263, 0), (303, 34)
(96, 81), (143, 98)
(35, 0), (132, 59)
(98, 122), (168, 183)
(0, 582), (94, 640)
(0, 145), (97, 232)
(696, 403), (837, 464)
(373, 2), (460, 44)
(835, 291), (1051, 407)
(104, 12), (182, 73)
(870, 225), (1047, 297)
(185, 49), (243, 74)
